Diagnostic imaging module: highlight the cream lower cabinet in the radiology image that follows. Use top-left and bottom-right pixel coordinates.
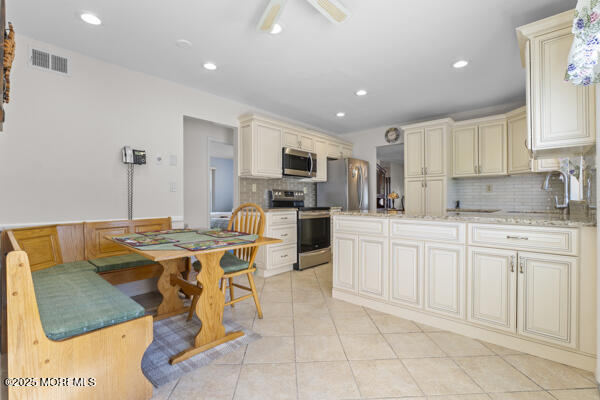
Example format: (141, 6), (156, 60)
(518, 252), (577, 348)
(424, 243), (465, 319)
(467, 247), (517, 333)
(333, 233), (358, 292)
(389, 239), (423, 308)
(255, 211), (297, 277)
(358, 235), (388, 301)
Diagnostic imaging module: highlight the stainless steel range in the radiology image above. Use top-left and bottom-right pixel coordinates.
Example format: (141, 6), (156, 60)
(269, 190), (331, 271)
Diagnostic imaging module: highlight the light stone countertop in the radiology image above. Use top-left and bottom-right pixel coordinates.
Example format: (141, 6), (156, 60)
(332, 209), (596, 227)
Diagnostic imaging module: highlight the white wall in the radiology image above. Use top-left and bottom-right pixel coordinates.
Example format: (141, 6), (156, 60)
(0, 35), (319, 227)
(183, 117), (234, 228)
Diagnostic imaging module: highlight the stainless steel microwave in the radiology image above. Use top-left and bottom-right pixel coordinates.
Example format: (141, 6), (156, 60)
(282, 148), (317, 178)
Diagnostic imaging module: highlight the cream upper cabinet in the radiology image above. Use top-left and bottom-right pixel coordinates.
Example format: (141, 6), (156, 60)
(403, 121), (450, 178)
(333, 233), (358, 293)
(405, 178), (425, 216)
(508, 108), (532, 174)
(467, 247), (517, 333)
(341, 145), (353, 158)
(390, 239), (423, 308)
(238, 118), (282, 178)
(424, 242), (465, 320)
(517, 11), (596, 153)
(517, 252), (577, 348)
(314, 139), (328, 182)
(404, 129), (425, 177)
(358, 235), (388, 301)
(327, 142), (342, 158)
(425, 177), (446, 217)
(478, 119), (507, 175)
(283, 129), (314, 151)
(453, 125), (478, 177)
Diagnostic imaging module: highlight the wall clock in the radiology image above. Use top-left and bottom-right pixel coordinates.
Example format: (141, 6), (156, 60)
(385, 127), (401, 144)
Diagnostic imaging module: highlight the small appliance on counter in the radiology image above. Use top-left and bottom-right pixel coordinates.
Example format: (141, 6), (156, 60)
(269, 190), (331, 271)
(317, 157), (369, 211)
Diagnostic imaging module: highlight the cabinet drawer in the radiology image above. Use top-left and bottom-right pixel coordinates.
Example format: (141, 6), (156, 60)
(334, 217), (388, 235)
(269, 212), (297, 226)
(269, 244), (297, 267)
(268, 224), (297, 245)
(390, 220), (466, 243)
(469, 224), (578, 255)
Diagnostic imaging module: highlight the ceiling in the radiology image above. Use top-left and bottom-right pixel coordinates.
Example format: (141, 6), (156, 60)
(10, 0), (576, 133)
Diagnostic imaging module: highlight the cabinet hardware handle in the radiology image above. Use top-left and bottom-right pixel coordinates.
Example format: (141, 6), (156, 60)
(280, 217), (288, 220)
(424, 166), (428, 175)
(281, 234), (288, 237)
(474, 165), (477, 173)
(510, 256), (515, 273)
(519, 259), (524, 274)
(506, 235), (528, 240)
(282, 254), (288, 258)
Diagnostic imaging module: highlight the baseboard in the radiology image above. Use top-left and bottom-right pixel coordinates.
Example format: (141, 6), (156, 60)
(256, 264), (293, 278)
(332, 288), (597, 373)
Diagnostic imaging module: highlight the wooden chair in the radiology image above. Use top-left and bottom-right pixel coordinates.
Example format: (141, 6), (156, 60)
(187, 203), (266, 320)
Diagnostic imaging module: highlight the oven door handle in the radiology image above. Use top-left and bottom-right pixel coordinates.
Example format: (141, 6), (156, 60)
(299, 247), (331, 257)
(299, 213), (331, 219)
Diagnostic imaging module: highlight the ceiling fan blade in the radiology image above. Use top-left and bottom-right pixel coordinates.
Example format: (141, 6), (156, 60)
(305, 0), (351, 23)
(257, 0), (287, 32)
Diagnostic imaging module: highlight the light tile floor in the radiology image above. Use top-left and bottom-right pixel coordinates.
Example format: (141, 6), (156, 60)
(153, 263), (598, 400)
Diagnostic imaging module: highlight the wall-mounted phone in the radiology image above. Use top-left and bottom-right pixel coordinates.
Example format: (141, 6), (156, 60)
(122, 146), (146, 165)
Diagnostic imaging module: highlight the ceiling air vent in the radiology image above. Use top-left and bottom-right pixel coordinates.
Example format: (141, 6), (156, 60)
(30, 48), (69, 75)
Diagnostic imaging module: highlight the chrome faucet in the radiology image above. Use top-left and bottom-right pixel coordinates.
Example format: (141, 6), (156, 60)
(542, 170), (569, 209)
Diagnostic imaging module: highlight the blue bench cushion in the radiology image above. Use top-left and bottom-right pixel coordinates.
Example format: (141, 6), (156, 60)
(89, 253), (154, 273)
(31, 269), (145, 341)
(192, 252), (254, 274)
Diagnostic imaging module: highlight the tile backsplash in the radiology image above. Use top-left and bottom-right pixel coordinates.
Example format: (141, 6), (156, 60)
(239, 178), (317, 208)
(447, 172), (593, 212)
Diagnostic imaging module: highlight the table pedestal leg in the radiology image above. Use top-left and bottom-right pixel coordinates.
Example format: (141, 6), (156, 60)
(155, 258), (187, 321)
(169, 251), (244, 364)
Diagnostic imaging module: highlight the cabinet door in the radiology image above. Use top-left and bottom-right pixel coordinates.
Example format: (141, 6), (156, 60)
(467, 247), (517, 332)
(255, 122), (283, 177)
(517, 252), (577, 348)
(404, 129), (424, 177)
(424, 177), (446, 217)
(404, 178), (425, 216)
(327, 142), (342, 158)
(314, 139), (328, 182)
(300, 135), (315, 152)
(282, 129), (301, 149)
(532, 158), (560, 172)
(238, 123), (253, 176)
(358, 235), (388, 300)
(425, 126), (446, 176)
(425, 243), (465, 319)
(452, 126), (478, 177)
(532, 28), (596, 150)
(478, 120), (507, 176)
(341, 145), (353, 158)
(333, 233), (358, 292)
(390, 239), (423, 308)
(508, 113), (532, 174)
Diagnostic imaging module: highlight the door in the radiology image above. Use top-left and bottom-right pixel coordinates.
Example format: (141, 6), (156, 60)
(425, 126), (446, 176)
(478, 120), (507, 175)
(282, 129), (301, 149)
(332, 233), (358, 292)
(299, 135), (315, 152)
(405, 178), (425, 216)
(255, 122), (282, 177)
(453, 126), (478, 177)
(467, 247), (517, 332)
(424, 177), (446, 217)
(425, 243), (465, 319)
(358, 235), (388, 300)
(532, 28), (595, 149)
(404, 129), (424, 177)
(390, 239), (423, 308)
(508, 112), (531, 174)
(314, 139), (328, 182)
(517, 252), (577, 348)
(327, 142), (342, 158)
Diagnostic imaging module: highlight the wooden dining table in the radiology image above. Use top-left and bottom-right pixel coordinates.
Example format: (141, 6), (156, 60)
(106, 231), (281, 364)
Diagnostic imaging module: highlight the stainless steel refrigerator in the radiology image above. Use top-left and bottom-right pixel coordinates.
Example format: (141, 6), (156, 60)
(317, 158), (369, 211)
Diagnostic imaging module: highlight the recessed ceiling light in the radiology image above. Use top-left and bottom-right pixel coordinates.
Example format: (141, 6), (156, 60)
(80, 13), (102, 26)
(270, 23), (283, 35)
(203, 62), (217, 71)
(453, 59), (469, 69)
(355, 89), (367, 96)
(336, 112), (346, 117)
(175, 39), (192, 48)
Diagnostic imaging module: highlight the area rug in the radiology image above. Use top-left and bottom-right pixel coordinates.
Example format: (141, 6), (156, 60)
(141, 315), (260, 387)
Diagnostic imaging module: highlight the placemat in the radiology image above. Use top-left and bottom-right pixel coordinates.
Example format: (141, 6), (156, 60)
(112, 229), (258, 251)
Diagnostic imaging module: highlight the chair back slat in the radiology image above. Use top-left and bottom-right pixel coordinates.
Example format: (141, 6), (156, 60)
(227, 203), (265, 263)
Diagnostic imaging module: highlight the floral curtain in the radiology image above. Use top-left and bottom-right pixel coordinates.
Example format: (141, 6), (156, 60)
(566, 0), (600, 85)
